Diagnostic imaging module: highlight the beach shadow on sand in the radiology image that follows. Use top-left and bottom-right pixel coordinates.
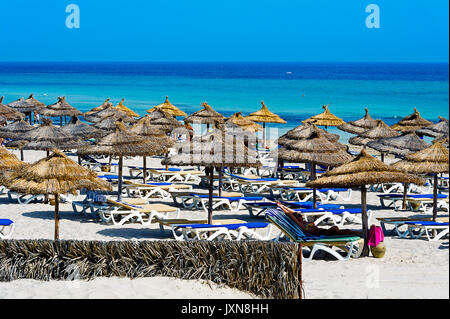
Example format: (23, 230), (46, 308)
(97, 228), (168, 240)
(22, 210), (98, 223)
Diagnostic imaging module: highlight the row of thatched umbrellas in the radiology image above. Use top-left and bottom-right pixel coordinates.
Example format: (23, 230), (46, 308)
(0, 96), (448, 253)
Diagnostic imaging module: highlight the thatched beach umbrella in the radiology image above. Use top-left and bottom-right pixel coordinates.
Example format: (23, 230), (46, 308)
(129, 115), (175, 183)
(338, 108), (378, 135)
(84, 98), (114, 117)
(146, 96), (187, 117)
(0, 97), (25, 121)
(307, 149), (425, 257)
(416, 116), (449, 138)
(303, 105), (345, 128)
(349, 120), (400, 161)
(7, 94), (45, 124)
(39, 97), (82, 127)
(93, 114), (132, 132)
(62, 116), (104, 139)
(0, 146), (27, 185)
(276, 130), (353, 208)
(392, 142), (449, 221)
(148, 108), (184, 134)
(223, 112), (262, 133)
(77, 121), (168, 201)
(115, 98), (140, 118)
(366, 132), (430, 158)
(433, 136), (449, 148)
(185, 102), (225, 129)
(84, 105), (134, 124)
(20, 119), (87, 156)
(162, 129), (261, 224)
(5, 150), (111, 240)
(391, 108), (433, 133)
(277, 122), (340, 148)
(245, 101), (286, 147)
(0, 119), (34, 160)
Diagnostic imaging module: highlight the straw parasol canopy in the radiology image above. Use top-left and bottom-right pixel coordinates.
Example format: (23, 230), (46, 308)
(0, 146), (27, 185)
(84, 105), (135, 124)
(5, 150), (111, 240)
(276, 131), (352, 168)
(39, 96), (82, 119)
(20, 119), (87, 152)
(349, 120), (400, 147)
(303, 105), (345, 127)
(245, 101), (286, 124)
(115, 98), (139, 118)
(130, 115), (175, 183)
(77, 121), (168, 201)
(7, 94), (45, 114)
(0, 116), (5, 125)
(433, 136), (449, 148)
(162, 129), (262, 224)
(392, 142), (449, 221)
(184, 102), (225, 126)
(146, 96), (187, 117)
(416, 116), (449, 138)
(276, 122), (340, 148)
(0, 96), (25, 121)
(84, 98), (114, 116)
(148, 108), (184, 133)
(307, 148), (425, 256)
(62, 116), (104, 139)
(223, 112), (262, 133)
(93, 114), (133, 132)
(0, 119), (35, 160)
(338, 108), (378, 135)
(366, 132), (430, 157)
(391, 108), (433, 133)
(275, 130), (353, 208)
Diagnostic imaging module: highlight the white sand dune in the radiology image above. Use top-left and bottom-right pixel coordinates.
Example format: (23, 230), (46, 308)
(0, 149), (448, 299)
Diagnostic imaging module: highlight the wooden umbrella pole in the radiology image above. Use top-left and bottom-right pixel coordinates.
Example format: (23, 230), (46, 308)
(311, 164), (317, 209)
(54, 194), (60, 241)
(143, 156), (147, 184)
(432, 173), (438, 221)
(117, 156), (123, 201)
(263, 122), (266, 148)
(77, 155), (81, 165)
(361, 185), (370, 257)
(108, 156), (112, 171)
(20, 150), (24, 161)
(165, 152), (169, 171)
(297, 243), (303, 299)
(402, 183), (408, 210)
(208, 167), (214, 224)
(218, 167), (223, 197)
(381, 153), (385, 163)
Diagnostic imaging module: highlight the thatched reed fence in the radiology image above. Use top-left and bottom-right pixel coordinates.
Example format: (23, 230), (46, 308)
(0, 239), (301, 299)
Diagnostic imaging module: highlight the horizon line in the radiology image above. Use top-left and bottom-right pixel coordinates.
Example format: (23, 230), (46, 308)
(0, 60), (448, 64)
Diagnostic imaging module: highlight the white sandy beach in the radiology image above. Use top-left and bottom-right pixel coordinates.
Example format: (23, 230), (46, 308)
(0, 148), (448, 299)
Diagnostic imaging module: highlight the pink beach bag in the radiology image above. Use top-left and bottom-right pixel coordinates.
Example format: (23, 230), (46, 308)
(368, 225), (384, 247)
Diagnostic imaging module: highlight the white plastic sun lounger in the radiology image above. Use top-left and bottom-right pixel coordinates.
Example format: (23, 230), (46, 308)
(123, 181), (192, 200)
(148, 169), (203, 183)
(98, 199), (180, 226)
(0, 219), (15, 239)
(7, 191), (45, 205)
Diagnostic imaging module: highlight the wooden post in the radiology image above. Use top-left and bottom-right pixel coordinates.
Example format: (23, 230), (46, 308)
(432, 173), (438, 221)
(46, 150), (50, 157)
(262, 122), (266, 148)
(77, 155), (81, 165)
(143, 156), (147, 184)
(117, 156), (123, 201)
(402, 183), (408, 210)
(165, 152), (169, 171)
(54, 194), (60, 240)
(59, 116), (63, 127)
(361, 185), (370, 257)
(311, 164), (317, 209)
(381, 153), (385, 163)
(108, 156), (112, 172)
(218, 167), (223, 197)
(297, 243), (303, 299)
(208, 167), (214, 224)
(20, 150), (24, 161)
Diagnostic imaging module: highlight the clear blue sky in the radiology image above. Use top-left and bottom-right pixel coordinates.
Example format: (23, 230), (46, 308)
(0, 0), (448, 62)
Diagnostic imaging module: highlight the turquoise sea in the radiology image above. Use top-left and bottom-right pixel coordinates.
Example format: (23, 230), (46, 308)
(0, 62), (448, 143)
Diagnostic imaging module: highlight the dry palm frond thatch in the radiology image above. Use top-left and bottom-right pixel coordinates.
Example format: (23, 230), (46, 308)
(303, 105), (345, 127)
(114, 98), (139, 118)
(391, 108), (433, 133)
(39, 96), (82, 118)
(7, 94), (45, 114)
(84, 98), (114, 116)
(245, 101), (286, 124)
(349, 120), (400, 147)
(146, 96), (187, 117)
(338, 108), (378, 135)
(416, 116), (449, 138)
(366, 132), (430, 157)
(61, 116), (104, 139)
(147, 108), (184, 133)
(223, 112), (262, 133)
(0, 96), (25, 121)
(276, 122), (340, 147)
(184, 102), (225, 126)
